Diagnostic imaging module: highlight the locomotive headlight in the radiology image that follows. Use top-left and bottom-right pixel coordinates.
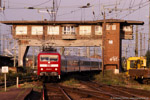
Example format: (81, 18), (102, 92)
(55, 68), (58, 71)
(41, 68), (43, 70)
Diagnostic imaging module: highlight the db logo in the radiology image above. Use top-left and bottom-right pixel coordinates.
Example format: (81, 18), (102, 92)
(46, 68), (52, 70)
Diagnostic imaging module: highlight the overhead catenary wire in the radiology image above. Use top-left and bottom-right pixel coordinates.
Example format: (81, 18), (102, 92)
(0, 0), (149, 23)
(120, 1), (149, 19)
(132, 0), (136, 7)
(102, 0), (149, 19)
(32, 0), (52, 7)
(1, 0), (147, 22)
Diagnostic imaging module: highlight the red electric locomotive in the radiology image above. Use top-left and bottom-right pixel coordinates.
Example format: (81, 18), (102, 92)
(37, 47), (102, 80)
(37, 51), (61, 79)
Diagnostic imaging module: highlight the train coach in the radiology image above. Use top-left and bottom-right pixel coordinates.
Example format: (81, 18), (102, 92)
(37, 51), (102, 79)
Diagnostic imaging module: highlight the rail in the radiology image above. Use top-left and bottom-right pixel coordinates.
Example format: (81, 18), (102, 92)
(43, 83), (72, 100)
(81, 80), (150, 100)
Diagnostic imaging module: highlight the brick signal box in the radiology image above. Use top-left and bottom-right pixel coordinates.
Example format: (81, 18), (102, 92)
(0, 19), (144, 71)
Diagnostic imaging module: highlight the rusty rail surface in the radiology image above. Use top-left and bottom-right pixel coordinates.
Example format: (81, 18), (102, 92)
(81, 80), (150, 100)
(43, 83), (72, 100)
(43, 83), (110, 100)
(60, 85), (110, 100)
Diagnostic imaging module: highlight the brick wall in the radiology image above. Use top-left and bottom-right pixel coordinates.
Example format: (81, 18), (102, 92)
(104, 23), (120, 70)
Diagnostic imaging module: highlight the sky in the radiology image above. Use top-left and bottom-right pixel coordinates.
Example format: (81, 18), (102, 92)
(0, 0), (149, 21)
(0, 0), (150, 57)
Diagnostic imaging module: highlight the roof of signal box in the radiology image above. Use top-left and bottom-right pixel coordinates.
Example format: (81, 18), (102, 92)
(0, 19), (144, 25)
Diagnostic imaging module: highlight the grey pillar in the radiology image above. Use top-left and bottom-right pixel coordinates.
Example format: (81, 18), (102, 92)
(18, 45), (29, 67)
(86, 47), (90, 58)
(60, 47), (65, 55)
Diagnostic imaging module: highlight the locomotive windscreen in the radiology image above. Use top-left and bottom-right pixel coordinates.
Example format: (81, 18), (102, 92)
(40, 55), (58, 62)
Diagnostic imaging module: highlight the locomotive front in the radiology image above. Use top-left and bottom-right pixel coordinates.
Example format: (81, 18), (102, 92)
(37, 52), (61, 79)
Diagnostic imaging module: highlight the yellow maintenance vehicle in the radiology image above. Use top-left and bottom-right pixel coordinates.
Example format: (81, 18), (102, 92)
(126, 57), (150, 84)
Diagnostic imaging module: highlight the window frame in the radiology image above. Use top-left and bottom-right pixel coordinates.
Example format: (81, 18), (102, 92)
(79, 26), (91, 35)
(62, 26), (76, 35)
(47, 26), (59, 35)
(95, 26), (102, 35)
(31, 26), (43, 35)
(15, 26), (27, 35)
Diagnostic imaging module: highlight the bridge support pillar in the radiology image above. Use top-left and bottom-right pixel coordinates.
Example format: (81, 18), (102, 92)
(86, 47), (90, 58)
(60, 47), (65, 56)
(18, 45), (29, 67)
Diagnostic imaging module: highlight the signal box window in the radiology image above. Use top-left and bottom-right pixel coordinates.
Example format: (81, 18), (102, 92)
(16, 26), (27, 35)
(123, 25), (132, 32)
(31, 26), (43, 35)
(47, 26), (59, 35)
(40, 55), (58, 62)
(95, 26), (102, 35)
(112, 25), (116, 30)
(79, 26), (91, 35)
(106, 25), (111, 30)
(62, 26), (75, 34)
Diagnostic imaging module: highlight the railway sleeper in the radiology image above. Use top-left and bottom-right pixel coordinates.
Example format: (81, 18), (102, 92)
(60, 86), (110, 100)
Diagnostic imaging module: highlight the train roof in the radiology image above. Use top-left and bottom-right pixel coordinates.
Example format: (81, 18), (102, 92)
(38, 52), (101, 62)
(61, 56), (101, 62)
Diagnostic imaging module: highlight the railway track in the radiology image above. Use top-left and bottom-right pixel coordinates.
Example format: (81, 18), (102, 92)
(80, 81), (150, 100)
(44, 83), (142, 100)
(43, 79), (150, 100)
(60, 85), (112, 100)
(44, 83), (113, 100)
(43, 83), (72, 100)
(109, 85), (150, 98)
